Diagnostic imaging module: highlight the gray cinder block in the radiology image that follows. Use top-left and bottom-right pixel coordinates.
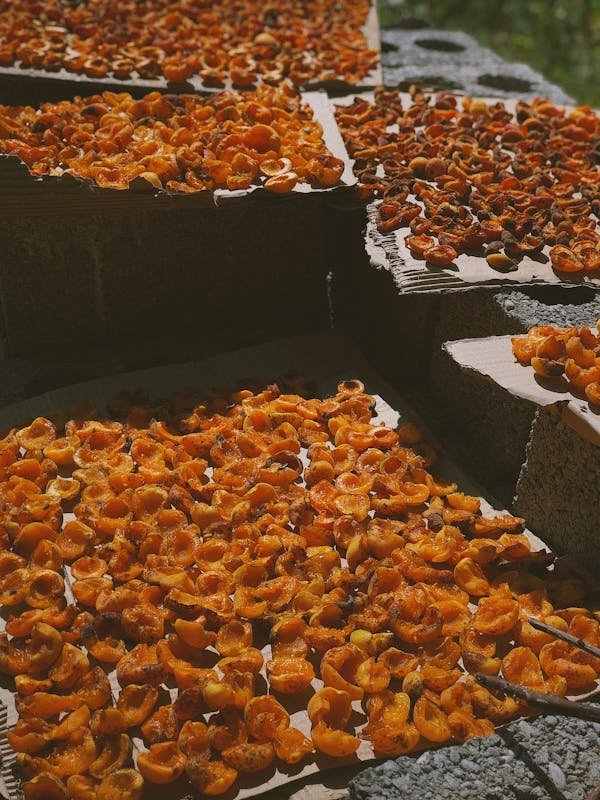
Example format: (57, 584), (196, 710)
(382, 28), (504, 70)
(380, 27), (573, 104)
(0, 195), (334, 358)
(349, 706), (600, 800)
(515, 408), (600, 570)
(330, 206), (438, 385)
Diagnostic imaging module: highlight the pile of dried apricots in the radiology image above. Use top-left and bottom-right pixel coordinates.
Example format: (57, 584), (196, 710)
(512, 323), (600, 407)
(1, 380), (599, 799)
(0, 84), (345, 192)
(335, 87), (600, 273)
(0, 0), (377, 88)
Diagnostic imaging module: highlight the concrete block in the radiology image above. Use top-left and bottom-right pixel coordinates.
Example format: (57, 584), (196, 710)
(515, 407), (600, 570)
(349, 705), (600, 800)
(381, 27), (573, 104)
(329, 201), (438, 385)
(0, 195), (333, 358)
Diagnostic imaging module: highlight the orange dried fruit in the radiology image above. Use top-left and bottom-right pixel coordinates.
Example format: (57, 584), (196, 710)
(186, 754), (238, 796)
(116, 644), (166, 687)
(65, 774), (97, 800)
(137, 741), (186, 784)
(89, 733), (133, 778)
(448, 710), (495, 743)
(2, 378), (599, 793)
(273, 727), (313, 764)
(90, 707), (128, 738)
(96, 769), (144, 800)
(413, 695), (452, 742)
(48, 642), (89, 689)
(55, 520), (95, 561)
(244, 695), (289, 742)
(311, 721), (361, 757)
(7, 718), (54, 754)
(265, 171), (299, 193)
(222, 741), (275, 773)
(0, 621), (62, 676)
(378, 647), (420, 679)
(45, 728), (98, 777)
(267, 656), (315, 694)
(121, 605), (165, 643)
(173, 617), (215, 649)
(320, 643), (367, 700)
(454, 557), (490, 597)
(502, 646), (546, 690)
(117, 684), (158, 727)
(74, 666), (113, 710)
(473, 597), (519, 636)
(141, 704), (179, 745)
(13, 522), (56, 557)
(22, 773), (68, 800)
(539, 640), (598, 691)
(368, 721), (420, 756)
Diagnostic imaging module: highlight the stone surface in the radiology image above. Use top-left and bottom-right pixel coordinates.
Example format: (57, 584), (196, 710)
(382, 27), (504, 71)
(495, 288), (600, 330)
(332, 257), (438, 385)
(515, 407), (600, 570)
(349, 706), (600, 800)
(380, 27), (573, 104)
(0, 196), (334, 359)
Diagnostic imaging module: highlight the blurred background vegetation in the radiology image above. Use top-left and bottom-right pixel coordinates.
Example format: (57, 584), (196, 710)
(378, 0), (600, 105)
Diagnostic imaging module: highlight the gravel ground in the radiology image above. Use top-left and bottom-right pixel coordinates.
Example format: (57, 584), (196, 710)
(349, 710), (600, 800)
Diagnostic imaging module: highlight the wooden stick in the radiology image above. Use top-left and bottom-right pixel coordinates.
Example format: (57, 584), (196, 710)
(475, 674), (600, 723)
(527, 617), (600, 660)
(586, 784), (600, 800)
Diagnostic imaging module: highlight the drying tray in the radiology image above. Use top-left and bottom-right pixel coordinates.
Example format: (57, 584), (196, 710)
(0, 333), (597, 800)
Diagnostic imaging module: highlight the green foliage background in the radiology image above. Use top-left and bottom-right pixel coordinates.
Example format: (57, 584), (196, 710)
(379, 0), (600, 105)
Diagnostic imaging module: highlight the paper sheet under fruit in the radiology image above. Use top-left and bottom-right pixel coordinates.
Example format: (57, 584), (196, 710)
(0, 333), (596, 800)
(334, 92), (600, 292)
(444, 334), (600, 448)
